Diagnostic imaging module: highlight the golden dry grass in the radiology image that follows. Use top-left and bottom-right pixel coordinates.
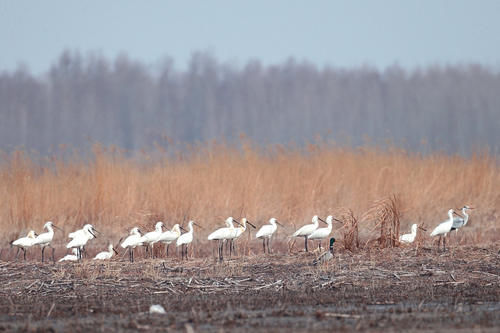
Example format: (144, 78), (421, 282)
(0, 142), (499, 246)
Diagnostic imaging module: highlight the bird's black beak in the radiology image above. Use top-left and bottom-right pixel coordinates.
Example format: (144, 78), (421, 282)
(418, 226), (427, 232)
(90, 230), (97, 238)
(247, 220), (256, 229)
(194, 222), (204, 229)
(453, 211), (464, 219)
(113, 248), (118, 255)
(275, 220), (284, 227)
(233, 220), (243, 227)
(318, 217), (328, 225)
(53, 225), (63, 231)
(180, 226), (187, 232)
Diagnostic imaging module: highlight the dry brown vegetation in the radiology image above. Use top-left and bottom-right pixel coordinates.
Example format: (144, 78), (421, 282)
(0, 142), (499, 247)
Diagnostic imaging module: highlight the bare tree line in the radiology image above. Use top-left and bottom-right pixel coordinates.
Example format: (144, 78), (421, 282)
(1, 50), (499, 155)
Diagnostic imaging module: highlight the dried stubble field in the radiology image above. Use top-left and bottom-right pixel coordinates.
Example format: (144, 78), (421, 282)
(0, 143), (499, 331)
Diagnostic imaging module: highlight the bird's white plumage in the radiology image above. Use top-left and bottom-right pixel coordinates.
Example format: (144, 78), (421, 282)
(159, 224), (182, 244)
(140, 221), (164, 246)
(67, 224), (96, 249)
(121, 227), (143, 249)
(430, 209), (455, 237)
(292, 215), (320, 237)
(308, 215), (333, 240)
(208, 217), (237, 240)
(452, 206), (471, 230)
(33, 221), (55, 247)
(177, 221), (195, 246)
(12, 230), (37, 248)
(234, 218), (252, 239)
(93, 244), (115, 260)
(58, 249), (78, 262)
(256, 218), (278, 239)
(399, 224), (418, 243)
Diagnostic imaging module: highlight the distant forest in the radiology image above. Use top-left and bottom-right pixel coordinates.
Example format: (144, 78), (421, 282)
(1, 51), (499, 155)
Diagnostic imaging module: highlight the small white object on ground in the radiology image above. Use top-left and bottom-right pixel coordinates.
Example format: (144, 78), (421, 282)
(149, 304), (166, 314)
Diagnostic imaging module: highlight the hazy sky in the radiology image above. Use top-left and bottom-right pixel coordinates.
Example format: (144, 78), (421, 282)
(1, 1), (499, 74)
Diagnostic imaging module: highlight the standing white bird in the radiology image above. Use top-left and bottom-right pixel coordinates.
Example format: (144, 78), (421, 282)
(11, 230), (37, 261)
(292, 215), (326, 252)
(159, 224), (184, 257)
(32, 221), (62, 263)
(140, 221), (164, 258)
(430, 209), (462, 251)
(58, 248), (79, 262)
(66, 224), (98, 259)
(93, 243), (118, 260)
(256, 218), (284, 254)
(230, 218), (256, 255)
(121, 227), (143, 262)
(308, 215), (341, 250)
(399, 224), (418, 244)
(451, 205), (473, 234)
(207, 217), (240, 261)
(68, 223), (98, 258)
(176, 220), (202, 260)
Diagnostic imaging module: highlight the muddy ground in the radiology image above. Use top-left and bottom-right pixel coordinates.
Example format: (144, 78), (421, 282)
(0, 244), (499, 332)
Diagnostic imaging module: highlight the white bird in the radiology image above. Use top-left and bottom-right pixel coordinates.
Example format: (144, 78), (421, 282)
(292, 215), (326, 252)
(176, 220), (202, 260)
(93, 243), (118, 260)
(207, 217), (240, 261)
(58, 248), (79, 262)
(66, 224), (98, 259)
(399, 224), (418, 244)
(451, 205), (473, 234)
(256, 218), (284, 254)
(11, 230), (37, 261)
(32, 221), (62, 262)
(313, 238), (336, 265)
(230, 218), (256, 255)
(141, 221), (164, 258)
(430, 209), (462, 251)
(159, 224), (184, 257)
(308, 215), (341, 250)
(68, 223), (98, 258)
(121, 227), (143, 262)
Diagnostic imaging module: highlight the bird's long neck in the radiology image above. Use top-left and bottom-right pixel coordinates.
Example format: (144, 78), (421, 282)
(188, 223), (194, 233)
(462, 208), (469, 224)
(448, 211), (454, 223)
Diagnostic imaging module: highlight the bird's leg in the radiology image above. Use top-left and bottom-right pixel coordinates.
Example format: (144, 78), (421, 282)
(167, 244), (170, 257)
(443, 236), (446, 252)
(41, 246), (45, 263)
(304, 237), (308, 252)
(268, 238), (271, 254)
(318, 241), (321, 251)
(51, 246), (55, 263)
(23, 248), (27, 261)
(15, 247), (20, 261)
(262, 239), (266, 254)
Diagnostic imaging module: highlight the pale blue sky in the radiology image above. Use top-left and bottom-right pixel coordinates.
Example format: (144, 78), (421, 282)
(1, 0), (499, 74)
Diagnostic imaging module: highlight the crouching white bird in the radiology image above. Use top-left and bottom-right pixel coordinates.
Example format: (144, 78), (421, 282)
(67, 224), (98, 260)
(313, 237), (336, 265)
(399, 224), (418, 244)
(121, 227), (143, 262)
(208, 217), (240, 261)
(93, 243), (118, 260)
(292, 215), (326, 252)
(256, 218), (284, 254)
(32, 221), (62, 263)
(177, 220), (203, 260)
(158, 224), (184, 257)
(141, 221), (164, 258)
(11, 230), (37, 261)
(58, 248), (79, 262)
(430, 209), (462, 251)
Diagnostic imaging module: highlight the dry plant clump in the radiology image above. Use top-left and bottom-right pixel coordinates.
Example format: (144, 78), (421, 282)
(336, 208), (359, 251)
(362, 194), (402, 248)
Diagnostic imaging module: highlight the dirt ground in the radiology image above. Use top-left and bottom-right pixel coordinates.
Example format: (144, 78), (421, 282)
(0, 244), (499, 332)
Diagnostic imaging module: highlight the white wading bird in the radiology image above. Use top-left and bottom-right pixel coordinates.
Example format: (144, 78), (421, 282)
(93, 243), (118, 260)
(313, 238), (336, 265)
(292, 215), (327, 252)
(451, 205), (474, 235)
(176, 220), (203, 260)
(430, 209), (462, 251)
(68, 224), (98, 258)
(308, 215), (342, 250)
(159, 224), (185, 257)
(67, 224), (98, 259)
(32, 221), (62, 263)
(207, 217), (240, 261)
(230, 218), (256, 255)
(121, 227), (143, 262)
(58, 248), (79, 262)
(141, 221), (164, 258)
(399, 224), (418, 244)
(256, 218), (284, 254)
(11, 230), (37, 261)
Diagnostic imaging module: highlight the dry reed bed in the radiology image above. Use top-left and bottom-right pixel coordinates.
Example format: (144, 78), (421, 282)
(0, 143), (499, 245)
